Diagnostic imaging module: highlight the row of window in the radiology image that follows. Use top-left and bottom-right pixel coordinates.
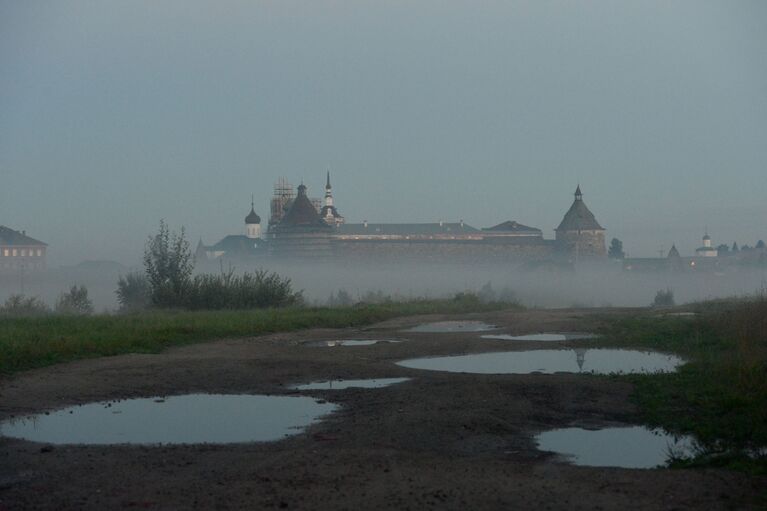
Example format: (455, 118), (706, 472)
(1, 261), (45, 270)
(1, 248), (44, 257)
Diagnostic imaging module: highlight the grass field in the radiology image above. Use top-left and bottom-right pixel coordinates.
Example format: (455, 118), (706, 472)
(595, 297), (767, 473)
(0, 296), (516, 375)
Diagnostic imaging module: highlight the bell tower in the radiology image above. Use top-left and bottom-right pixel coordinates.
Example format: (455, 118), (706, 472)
(245, 195), (262, 239)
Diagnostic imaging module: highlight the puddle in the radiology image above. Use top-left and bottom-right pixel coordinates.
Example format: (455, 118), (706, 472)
(535, 426), (695, 468)
(397, 349), (683, 374)
(0, 394), (337, 445)
(291, 378), (410, 390)
(481, 333), (597, 342)
(306, 339), (402, 347)
(406, 321), (497, 333)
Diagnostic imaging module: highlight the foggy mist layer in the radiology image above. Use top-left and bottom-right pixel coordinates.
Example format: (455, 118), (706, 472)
(5, 261), (765, 313)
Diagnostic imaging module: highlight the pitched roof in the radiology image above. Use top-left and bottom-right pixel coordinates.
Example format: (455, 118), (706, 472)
(209, 235), (265, 254)
(337, 222), (479, 236)
(482, 221), (541, 234)
(0, 226), (47, 246)
(556, 189), (604, 231)
(276, 184), (332, 231)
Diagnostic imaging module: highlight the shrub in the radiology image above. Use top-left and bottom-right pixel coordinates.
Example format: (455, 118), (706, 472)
(452, 291), (482, 306)
(476, 282), (517, 304)
(55, 285), (94, 315)
(116, 271), (151, 312)
(653, 288), (675, 307)
(0, 294), (49, 317)
(478, 281), (496, 302)
(359, 289), (392, 304)
(183, 269), (302, 310)
(328, 289), (354, 307)
(496, 286), (517, 303)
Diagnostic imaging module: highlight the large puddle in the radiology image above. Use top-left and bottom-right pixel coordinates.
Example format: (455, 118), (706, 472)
(305, 339), (402, 347)
(0, 394), (337, 445)
(291, 378), (410, 390)
(481, 333), (597, 342)
(535, 426), (695, 468)
(397, 349), (683, 374)
(406, 321), (497, 333)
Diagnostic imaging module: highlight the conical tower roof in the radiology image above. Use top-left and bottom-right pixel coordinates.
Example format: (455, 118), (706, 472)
(667, 244), (680, 258)
(278, 183), (331, 229)
(556, 186), (604, 231)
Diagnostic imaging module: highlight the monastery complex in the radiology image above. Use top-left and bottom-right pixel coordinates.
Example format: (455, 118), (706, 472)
(198, 174), (607, 264)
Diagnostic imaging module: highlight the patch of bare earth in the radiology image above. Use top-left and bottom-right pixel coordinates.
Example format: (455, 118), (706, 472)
(1, 309), (763, 510)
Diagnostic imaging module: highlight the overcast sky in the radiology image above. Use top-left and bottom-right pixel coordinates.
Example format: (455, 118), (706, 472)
(1, 0), (766, 265)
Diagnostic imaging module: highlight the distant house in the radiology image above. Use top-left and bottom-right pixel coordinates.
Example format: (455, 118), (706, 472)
(0, 226), (48, 272)
(481, 221), (543, 241)
(200, 235), (265, 260)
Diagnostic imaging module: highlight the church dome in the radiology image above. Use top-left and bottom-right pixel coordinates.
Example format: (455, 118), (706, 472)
(245, 207), (261, 224)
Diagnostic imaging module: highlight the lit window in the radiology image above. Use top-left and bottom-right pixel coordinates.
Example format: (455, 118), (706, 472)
(21, 249), (26, 257)
(12, 249), (17, 257)
(2, 249), (7, 257)
(37, 249), (42, 257)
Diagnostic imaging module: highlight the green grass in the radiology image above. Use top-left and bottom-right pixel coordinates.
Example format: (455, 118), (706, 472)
(0, 297), (517, 375)
(593, 300), (767, 473)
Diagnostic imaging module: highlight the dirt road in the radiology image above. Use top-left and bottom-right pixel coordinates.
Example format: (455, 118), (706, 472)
(0, 308), (762, 510)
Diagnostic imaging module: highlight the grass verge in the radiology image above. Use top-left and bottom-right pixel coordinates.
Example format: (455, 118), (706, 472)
(594, 298), (767, 473)
(0, 297), (517, 375)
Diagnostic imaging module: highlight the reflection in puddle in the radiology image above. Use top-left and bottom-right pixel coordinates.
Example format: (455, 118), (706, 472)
(306, 339), (402, 347)
(481, 333), (597, 342)
(406, 321), (497, 333)
(397, 349), (683, 374)
(535, 426), (695, 468)
(291, 378), (410, 390)
(0, 394), (337, 445)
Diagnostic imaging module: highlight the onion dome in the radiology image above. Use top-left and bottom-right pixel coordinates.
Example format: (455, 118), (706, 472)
(245, 198), (261, 224)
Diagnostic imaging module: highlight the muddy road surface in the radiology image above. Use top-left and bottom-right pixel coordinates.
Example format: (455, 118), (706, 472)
(1, 308), (763, 510)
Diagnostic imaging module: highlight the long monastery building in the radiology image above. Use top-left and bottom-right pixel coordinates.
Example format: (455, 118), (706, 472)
(200, 175), (607, 264)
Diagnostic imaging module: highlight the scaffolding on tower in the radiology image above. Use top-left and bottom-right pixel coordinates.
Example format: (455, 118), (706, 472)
(268, 178), (295, 230)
